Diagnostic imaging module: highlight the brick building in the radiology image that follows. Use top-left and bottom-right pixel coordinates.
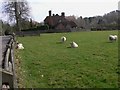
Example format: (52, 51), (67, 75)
(44, 10), (77, 31)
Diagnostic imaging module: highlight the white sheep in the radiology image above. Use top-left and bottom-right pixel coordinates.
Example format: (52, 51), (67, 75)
(70, 41), (78, 48)
(109, 35), (117, 42)
(114, 35), (117, 39)
(61, 36), (66, 43)
(16, 43), (24, 49)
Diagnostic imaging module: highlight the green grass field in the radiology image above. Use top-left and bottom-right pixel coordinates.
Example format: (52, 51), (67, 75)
(16, 31), (118, 88)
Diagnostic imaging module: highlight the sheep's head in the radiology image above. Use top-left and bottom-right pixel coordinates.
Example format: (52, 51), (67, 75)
(61, 36), (66, 42)
(70, 42), (74, 44)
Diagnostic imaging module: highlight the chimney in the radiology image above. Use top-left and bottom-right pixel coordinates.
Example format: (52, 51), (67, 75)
(56, 14), (59, 16)
(49, 10), (52, 16)
(61, 12), (65, 17)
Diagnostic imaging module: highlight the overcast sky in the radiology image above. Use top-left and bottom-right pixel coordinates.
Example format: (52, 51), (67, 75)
(0, 0), (119, 22)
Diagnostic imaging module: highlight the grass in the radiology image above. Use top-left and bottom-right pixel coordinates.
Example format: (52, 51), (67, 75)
(16, 30), (118, 88)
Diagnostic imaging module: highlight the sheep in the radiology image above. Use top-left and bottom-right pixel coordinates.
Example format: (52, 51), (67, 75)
(70, 41), (78, 48)
(109, 35), (117, 42)
(114, 35), (118, 39)
(61, 36), (66, 43)
(16, 43), (24, 49)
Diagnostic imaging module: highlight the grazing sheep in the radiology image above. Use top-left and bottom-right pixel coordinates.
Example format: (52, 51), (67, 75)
(16, 43), (24, 49)
(70, 42), (78, 48)
(109, 35), (117, 42)
(61, 36), (66, 43)
(114, 35), (118, 39)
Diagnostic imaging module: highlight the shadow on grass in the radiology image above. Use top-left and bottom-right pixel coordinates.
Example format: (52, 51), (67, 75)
(67, 46), (72, 48)
(67, 46), (79, 48)
(56, 41), (64, 44)
(106, 41), (116, 43)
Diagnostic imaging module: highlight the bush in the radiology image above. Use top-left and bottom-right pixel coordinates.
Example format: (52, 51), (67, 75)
(37, 25), (49, 30)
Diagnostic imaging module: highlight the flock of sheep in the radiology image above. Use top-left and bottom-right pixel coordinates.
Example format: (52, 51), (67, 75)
(16, 34), (117, 50)
(16, 36), (79, 50)
(60, 34), (117, 48)
(61, 36), (78, 48)
(1, 33), (117, 89)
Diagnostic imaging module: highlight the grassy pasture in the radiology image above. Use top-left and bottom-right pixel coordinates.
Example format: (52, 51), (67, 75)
(16, 31), (118, 88)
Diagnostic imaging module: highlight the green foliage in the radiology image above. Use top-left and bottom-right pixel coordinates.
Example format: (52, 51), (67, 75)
(2, 0), (31, 31)
(37, 24), (49, 30)
(2, 22), (13, 35)
(17, 30), (118, 88)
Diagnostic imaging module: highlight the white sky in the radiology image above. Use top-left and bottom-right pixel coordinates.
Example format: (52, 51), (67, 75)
(0, 0), (119, 22)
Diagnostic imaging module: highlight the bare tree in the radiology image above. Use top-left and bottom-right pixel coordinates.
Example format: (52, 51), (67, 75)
(2, 0), (31, 31)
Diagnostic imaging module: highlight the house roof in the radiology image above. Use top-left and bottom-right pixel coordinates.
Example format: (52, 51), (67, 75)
(44, 12), (77, 29)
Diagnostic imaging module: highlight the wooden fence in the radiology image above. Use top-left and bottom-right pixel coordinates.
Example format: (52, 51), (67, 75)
(1, 35), (17, 89)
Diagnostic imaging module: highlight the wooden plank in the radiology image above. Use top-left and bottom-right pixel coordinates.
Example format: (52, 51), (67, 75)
(1, 69), (13, 76)
(0, 36), (2, 68)
(2, 70), (13, 88)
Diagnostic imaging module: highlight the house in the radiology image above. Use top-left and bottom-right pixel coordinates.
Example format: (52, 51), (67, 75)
(44, 10), (77, 31)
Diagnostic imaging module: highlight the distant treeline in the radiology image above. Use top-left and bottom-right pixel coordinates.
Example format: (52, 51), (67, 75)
(0, 10), (120, 35)
(66, 10), (120, 30)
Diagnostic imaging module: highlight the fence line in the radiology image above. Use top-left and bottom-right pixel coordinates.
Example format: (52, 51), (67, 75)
(1, 35), (17, 89)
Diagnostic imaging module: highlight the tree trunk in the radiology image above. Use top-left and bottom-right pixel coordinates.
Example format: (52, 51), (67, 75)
(14, 2), (20, 32)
